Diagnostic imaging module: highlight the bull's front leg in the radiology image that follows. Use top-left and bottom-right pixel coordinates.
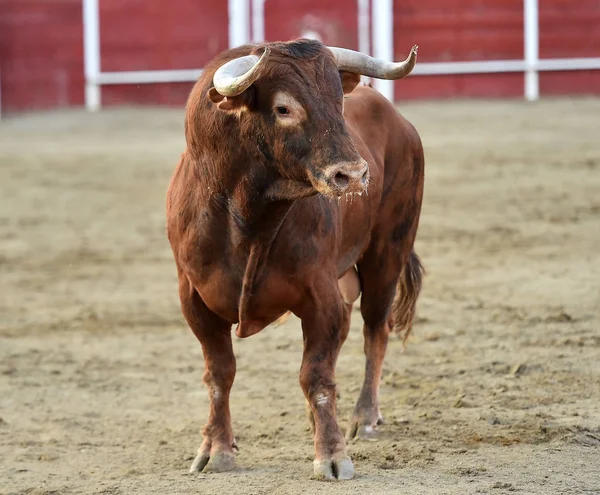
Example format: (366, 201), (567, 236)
(299, 284), (354, 481)
(179, 277), (237, 473)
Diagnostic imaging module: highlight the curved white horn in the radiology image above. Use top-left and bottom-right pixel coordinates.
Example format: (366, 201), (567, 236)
(213, 48), (271, 97)
(328, 45), (418, 80)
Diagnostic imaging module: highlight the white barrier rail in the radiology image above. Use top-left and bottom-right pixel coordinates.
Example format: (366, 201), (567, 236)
(82, 0), (600, 110)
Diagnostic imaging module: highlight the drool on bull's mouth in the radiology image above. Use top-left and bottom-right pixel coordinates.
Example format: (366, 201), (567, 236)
(318, 189), (367, 205)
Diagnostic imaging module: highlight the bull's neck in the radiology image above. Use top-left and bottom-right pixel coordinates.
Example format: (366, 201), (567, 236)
(236, 196), (293, 335)
(219, 170), (293, 242)
(197, 141), (312, 242)
(223, 179), (294, 338)
(192, 134), (308, 334)
(199, 141), (292, 321)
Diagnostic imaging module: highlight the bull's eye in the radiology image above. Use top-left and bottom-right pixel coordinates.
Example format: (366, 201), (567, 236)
(272, 92), (305, 125)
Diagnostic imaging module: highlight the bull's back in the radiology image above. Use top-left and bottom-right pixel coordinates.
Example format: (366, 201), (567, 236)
(344, 85), (421, 181)
(342, 85), (424, 227)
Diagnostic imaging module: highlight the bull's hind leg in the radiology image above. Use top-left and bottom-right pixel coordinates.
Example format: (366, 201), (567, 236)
(179, 275), (237, 473)
(346, 247), (423, 441)
(345, 252), (397, 441)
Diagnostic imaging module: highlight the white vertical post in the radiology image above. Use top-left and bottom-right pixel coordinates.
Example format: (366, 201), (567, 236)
(358, 0), (370, 55)
(229, 0), (251, 48)
(83, 0), (101, 111)
(372, 0), (394, 101)
(358, 0), (371, 85)
(252, 0), (266, 43)
(524, 0), (539, 101)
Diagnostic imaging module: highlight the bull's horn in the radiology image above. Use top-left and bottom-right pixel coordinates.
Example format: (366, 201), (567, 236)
(213, 48), (271, 97)
(328, 45), (418, 80)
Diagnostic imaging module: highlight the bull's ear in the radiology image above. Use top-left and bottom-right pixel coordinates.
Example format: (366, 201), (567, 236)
(339, 71), (361, 95)
(207, 87), (250, 112)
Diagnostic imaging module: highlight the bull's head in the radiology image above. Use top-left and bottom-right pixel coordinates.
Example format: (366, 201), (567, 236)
(206, 39), (418, 200)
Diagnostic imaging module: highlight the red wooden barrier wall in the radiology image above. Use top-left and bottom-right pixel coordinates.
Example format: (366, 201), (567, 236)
(264, 0), (359, 50)
(393, 0), (525, 99)
(538, 0), (600, 95)
(0, 0), (599, 113)
(0, 0), (85, 112)
(98, 0), (228, 105)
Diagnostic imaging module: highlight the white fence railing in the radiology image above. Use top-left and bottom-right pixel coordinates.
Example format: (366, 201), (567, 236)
(82, 0), (600, 110)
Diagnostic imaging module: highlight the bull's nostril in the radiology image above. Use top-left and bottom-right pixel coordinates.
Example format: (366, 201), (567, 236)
(334, 172), (350, 188)
(361, 170), (368, 184)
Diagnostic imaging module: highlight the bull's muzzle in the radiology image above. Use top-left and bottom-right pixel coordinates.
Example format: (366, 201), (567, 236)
(322, 159), (369, 196)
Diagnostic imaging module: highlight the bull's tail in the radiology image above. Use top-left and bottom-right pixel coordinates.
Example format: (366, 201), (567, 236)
(391, 250), (424, 347)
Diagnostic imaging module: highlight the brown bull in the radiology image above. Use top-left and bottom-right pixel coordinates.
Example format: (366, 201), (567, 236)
(166, 38), (424, 480)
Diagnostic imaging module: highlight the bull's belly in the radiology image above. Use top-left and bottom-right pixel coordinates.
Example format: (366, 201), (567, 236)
(189, 265), (297, 331)
(187, 262), (360, 337)
(272, 266), (360, 327)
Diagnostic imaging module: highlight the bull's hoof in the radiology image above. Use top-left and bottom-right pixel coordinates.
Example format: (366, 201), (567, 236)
(189, 450), (210, 474)
(313, 457), (355, 481)
(189, 449), (236, 474)
(346, 414), (385, 441)
(205, 452), (236, 472)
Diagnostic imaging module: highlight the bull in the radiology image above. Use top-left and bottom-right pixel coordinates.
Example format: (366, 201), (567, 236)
(166, 38), (425, 480)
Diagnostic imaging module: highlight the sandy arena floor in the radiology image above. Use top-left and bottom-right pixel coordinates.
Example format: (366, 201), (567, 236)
(1, 98), (599, 495)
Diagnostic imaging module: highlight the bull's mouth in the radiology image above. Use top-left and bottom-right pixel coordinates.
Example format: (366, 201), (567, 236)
(308, 176), (369, 199)
(264, 161), (370, 202)
(264, 177), (318, 201)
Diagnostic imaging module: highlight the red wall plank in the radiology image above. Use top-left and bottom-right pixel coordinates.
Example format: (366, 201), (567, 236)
(397, 73), (524, 100)
(101, 82), (195, 107)
(394, 0), (524, 62)
(393, 0), (524, 99)
(538, 0), (600, 95)
(264, 0), (359, 49)
(539, 0), (600, 58)
(99, 0), (228, 71)
(0, 0), (84, 112)
(99, 0), (228, 106)
(540, 70), (600, 96)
